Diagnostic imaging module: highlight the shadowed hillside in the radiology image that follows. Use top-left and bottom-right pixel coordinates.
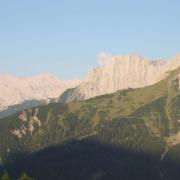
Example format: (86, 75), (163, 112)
(1, 140), (175, 180)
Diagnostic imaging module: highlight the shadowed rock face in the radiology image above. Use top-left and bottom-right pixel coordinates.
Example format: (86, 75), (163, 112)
(59, 54), (180, 103)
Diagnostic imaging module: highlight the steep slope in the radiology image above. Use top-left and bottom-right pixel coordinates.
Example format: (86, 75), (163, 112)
(0, 73), (80, 117)
(59, 54), (180, 102)
(0, 68), (180, 179)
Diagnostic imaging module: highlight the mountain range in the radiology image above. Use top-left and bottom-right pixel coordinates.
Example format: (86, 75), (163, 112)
(0, 54), (180, 179)
(0, 64), (180, 179)
(0, 73), (80, 117)
(1, 54), (180, 118)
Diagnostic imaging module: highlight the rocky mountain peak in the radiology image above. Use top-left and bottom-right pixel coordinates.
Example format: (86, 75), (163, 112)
(0, 74), (81, 112)
(60, 54), (180, 103)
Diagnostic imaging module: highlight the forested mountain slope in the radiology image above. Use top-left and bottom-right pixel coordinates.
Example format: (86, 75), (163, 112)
(0, 68), (180, 180)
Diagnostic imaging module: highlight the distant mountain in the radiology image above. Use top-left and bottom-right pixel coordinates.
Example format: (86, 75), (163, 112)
(0, 100), (46, 119)
(0, 73), (80, 117)
(0, 67), (180, 179)
(59, 54), (180, 102)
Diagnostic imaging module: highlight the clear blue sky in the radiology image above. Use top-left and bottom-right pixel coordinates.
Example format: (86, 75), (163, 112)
(0, 0), (180, 79)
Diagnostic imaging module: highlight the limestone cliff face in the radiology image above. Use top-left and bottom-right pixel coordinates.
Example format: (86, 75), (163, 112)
(59, 54), (180, 102)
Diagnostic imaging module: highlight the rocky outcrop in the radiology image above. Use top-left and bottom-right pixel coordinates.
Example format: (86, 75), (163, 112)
(10, 108), (42, 138)
(59, 54), (180, 103)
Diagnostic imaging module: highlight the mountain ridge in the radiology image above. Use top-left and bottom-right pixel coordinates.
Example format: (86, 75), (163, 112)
(0, 73), (81, 113)
(59, 54), (180, 103)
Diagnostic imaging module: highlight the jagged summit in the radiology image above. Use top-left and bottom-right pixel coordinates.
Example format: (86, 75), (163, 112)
(59, 54), (180, 103)
(0, 74), (81, 112)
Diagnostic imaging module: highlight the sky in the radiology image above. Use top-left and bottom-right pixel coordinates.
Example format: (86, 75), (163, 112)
(0, 0), (180, 79)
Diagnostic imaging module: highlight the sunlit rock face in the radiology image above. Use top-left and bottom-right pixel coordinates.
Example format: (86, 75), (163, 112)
(59, 54), (180, 102)
(0, 73), (81, 111)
